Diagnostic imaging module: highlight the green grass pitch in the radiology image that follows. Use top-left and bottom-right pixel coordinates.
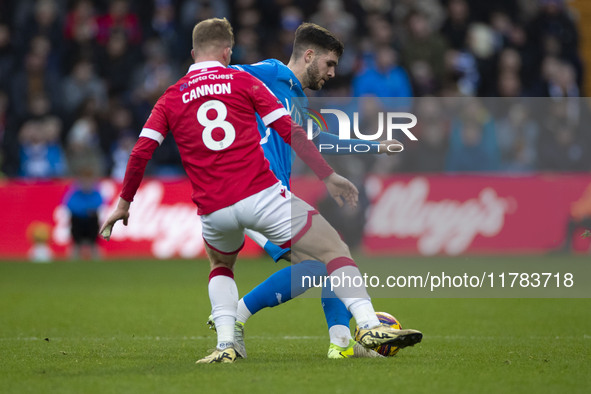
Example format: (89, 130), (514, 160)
(1, 256), (589, 394)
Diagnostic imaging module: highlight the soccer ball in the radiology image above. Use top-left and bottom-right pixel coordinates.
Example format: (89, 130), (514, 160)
(354, 311), (402, 357)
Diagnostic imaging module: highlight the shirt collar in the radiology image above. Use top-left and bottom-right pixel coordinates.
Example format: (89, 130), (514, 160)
(187, 61), (225, 74)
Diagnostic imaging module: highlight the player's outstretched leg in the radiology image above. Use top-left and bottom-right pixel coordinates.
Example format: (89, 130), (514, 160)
(208, 260), (327, 358)
(292, 214), (423, 351)
(238, 260), (326, 321)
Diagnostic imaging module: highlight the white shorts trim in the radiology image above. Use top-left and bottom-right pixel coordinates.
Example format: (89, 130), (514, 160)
(200, 182), (314, 254)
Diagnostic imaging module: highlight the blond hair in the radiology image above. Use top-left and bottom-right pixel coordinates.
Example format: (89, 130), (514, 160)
(192, 18), (234, 55)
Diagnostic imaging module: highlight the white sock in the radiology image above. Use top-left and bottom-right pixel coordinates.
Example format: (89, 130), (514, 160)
(329, 265), (372, 300)
(208, 273), (239, 350)
(329, 324), (352, 347)
(348, 299), (380, 329)
(236, 298), (252, 324)
(214, 316), (235, 350)
(329, 265), (379, 330)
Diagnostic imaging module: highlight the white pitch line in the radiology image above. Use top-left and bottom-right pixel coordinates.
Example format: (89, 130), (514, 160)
(0, 334), (588, 342)
(0, 335), (326, 342)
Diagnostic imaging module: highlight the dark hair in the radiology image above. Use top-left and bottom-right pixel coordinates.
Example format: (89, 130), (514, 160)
(292, 23), (344, 59)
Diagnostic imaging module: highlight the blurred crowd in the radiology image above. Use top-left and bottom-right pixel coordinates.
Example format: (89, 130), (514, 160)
(0, 0), (589, 180)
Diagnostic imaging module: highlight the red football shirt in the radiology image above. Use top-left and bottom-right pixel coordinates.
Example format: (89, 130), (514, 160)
(121, 61), (333, 214)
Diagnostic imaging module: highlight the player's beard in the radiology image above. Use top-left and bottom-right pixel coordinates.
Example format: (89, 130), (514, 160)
(305, 59), (324, 90)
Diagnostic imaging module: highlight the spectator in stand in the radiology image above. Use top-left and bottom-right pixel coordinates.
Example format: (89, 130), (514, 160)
(353, 45), (412, 98)
(109, 130), (135, 180)
(131, 37), (177, 112)
(18, 115), (67, 178)
(364, 14), (394, 49)
(527, 54), (558, 96)
(402, 97), (449, 172)
(539, 59), (582, 137)
(310, 0), (356, 44)
(64, 0), (97, 42)
(465, 23), (499, 96)
(149, 0), (182, 62)
(178, 0), (229, 60)
(0, 23), (16, 91)
(66, 98), (105, 177)
(441, 0), (471, 50)
(30, 33), (61, 76)
(310, 0), (356, 75)
(271, 6), (305, 64)
(129, 37), (182, 176)
(496, 71), (522, 97)
(15, 0), (62, 59)
(489, 10), (514, 49)
(547, 59), (580, 98)
(494, 48), (524, 97)
(231, 4), (266, 64)
(10, 48), (62, 119)
(444, 45), (479, 96)
(497, 48), (522, 76)
(400, 9), (448, 87)
(0, 90), (9, 177)
(101, 103), (136, 179)
(0, 0), (588, 177)
(97, 30), (135, 95)
(537, 101), (588, 172)
(232, 26), (262, 65)
(95, 0), (142, 47)
(392, 0), (445, 42)
(62, 0), (99, 73)
(62, 58), (107, 116)
(2, 91), (52, 177)
(446, 99), (500, 172)
(527, 0), (582, 86)
(495, 102), (539, 172)
(0, 90), (7, 147)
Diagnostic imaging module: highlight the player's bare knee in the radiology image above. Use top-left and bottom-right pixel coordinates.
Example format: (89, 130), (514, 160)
(209, 258), (234, 271)
(318, 239), (351, 264)
(205, 245), (237, 270)
(291, 250), (311, 264)
(301, 235), (351, 264)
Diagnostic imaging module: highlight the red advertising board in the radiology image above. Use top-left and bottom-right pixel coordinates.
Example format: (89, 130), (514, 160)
(0, 178), (262, 260)
(1, 175), (590, 260)
(361, 174), (591, 255)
